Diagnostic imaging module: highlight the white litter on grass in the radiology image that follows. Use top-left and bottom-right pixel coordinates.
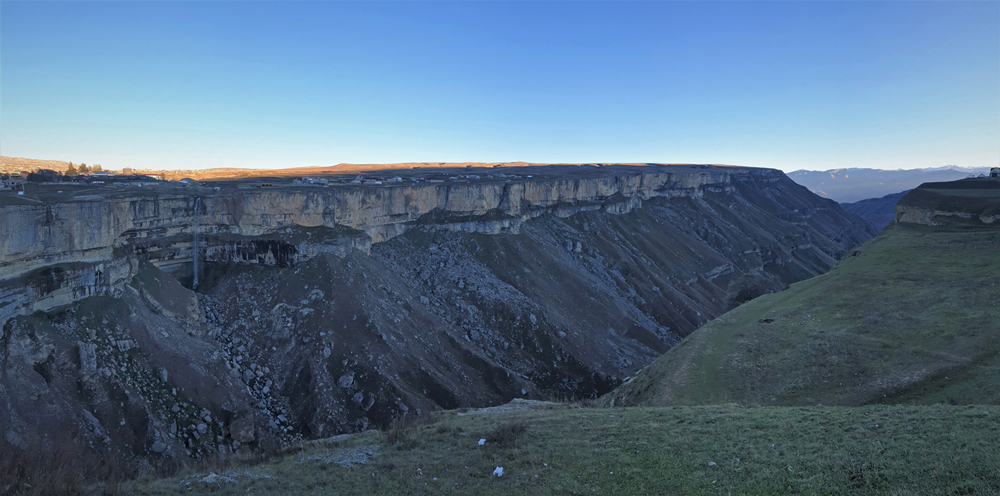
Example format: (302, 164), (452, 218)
(493, 467), (504, 477)
(478, 438), (486, 446)
(708, 462), (717, 467)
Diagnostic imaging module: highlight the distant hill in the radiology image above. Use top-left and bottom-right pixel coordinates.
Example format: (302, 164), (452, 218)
(840, 190), (910, 231)
(606, 177), (1000, 408)
(0, 156), (72, 173)
(788, 166), (989, 203)
(158, 162), (740, 181)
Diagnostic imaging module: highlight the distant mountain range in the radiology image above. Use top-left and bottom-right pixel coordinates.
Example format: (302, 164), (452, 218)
(788, 166), (991, 203)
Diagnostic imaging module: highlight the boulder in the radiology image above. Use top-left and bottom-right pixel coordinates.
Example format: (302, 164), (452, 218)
(337, 373), (354, 389)
(230, 417), (255, 443)
(77, 341), (97, 374)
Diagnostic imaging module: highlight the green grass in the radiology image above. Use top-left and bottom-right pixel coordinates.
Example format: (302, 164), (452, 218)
(607, 222), (1000, 408)
(131, 403), (999, 495)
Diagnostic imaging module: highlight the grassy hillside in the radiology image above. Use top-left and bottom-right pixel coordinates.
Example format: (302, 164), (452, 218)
(606, 221), (1000, 408)
(130, 402), (998, 496)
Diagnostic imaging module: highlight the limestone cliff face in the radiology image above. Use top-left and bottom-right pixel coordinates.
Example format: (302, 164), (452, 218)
(0, 166), (775, 322)
(2, 168), (739, 255)
(896, 204), (999, 226)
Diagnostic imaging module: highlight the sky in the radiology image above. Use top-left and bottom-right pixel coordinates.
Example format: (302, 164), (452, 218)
(1, 1), (998, 172)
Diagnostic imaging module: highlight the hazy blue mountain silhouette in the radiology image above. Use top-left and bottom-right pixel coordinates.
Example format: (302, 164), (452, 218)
(789, 166), (987, 203)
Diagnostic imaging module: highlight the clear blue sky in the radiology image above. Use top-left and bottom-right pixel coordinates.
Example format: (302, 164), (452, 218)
(2, 1), (998, 171)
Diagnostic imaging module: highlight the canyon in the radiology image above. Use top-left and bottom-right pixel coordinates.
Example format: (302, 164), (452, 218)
(605, 176), (1000, 410)
(0, 163), (874, 472)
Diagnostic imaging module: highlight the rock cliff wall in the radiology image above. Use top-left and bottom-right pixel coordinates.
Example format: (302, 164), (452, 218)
(0, 164), (876, 472)
(895, 178), (1000, 227)
(1, 166), (773, 323)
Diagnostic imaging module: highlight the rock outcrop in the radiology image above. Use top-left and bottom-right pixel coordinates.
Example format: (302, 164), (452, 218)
(895, 177), (1000, 226)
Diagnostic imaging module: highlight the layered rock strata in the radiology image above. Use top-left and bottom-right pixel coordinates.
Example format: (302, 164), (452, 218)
(3, 165), (796, 322)
(895, 177), (1000, 226)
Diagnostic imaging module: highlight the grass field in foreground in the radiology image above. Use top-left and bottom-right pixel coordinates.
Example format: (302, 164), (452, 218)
(132, 402), (999, 495)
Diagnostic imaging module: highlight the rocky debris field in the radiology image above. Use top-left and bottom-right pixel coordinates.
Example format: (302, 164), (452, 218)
(188, 188), (871, 445)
